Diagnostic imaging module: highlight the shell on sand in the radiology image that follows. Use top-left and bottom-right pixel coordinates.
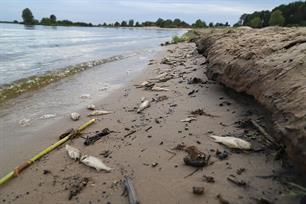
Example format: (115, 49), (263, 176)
(137, 100), (150, 113)
(209, 135), (251, 150)
(87, 110), (112, 116)
(65, 145), (81, 160)
(80, 155), (112, 172)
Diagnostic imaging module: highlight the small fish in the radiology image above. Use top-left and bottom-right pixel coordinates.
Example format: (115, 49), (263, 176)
(137, 100), (150, 113)
(209, 135), (251, 150)
(180, 117), (197, 122)
(87, 110), (112, 116)
(152, 86), (170, 92)
(80, 155), (112, 172)
(65, 145), (81, 160)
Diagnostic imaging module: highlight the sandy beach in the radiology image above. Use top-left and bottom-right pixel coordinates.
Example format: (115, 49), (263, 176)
(0, 42), (298, 204)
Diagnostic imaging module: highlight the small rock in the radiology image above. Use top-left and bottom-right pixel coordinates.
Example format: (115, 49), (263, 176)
(70, 112), (80, 121)
(87, 104), (96, 110)
(80, 94), (91, 99)
(192, 186), (204, 195)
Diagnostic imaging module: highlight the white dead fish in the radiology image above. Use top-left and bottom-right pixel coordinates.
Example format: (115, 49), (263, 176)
(209, 135), (251, 150)
(87, 110), (112, 117)
(70, 112), (80, 121)
(87, 104), (96, 110)
(137, 100), (150, 113)
(80, 155), (112, 172)
(181, 117), (197, 123)
(151, 86), (170, 92)
(140, 97), (146, 102)
(65, 145), (81, 160)
(80, 94), (91, 99)
(40, 114), (56, 119)
(19, 118), (31, 127)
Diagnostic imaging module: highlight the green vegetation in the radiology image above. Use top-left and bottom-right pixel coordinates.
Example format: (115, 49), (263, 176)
(236, 1), (306, 28)
(22, 8), (35, 25)
(170, 30), (199, 44)
(269, 10), (285, 26)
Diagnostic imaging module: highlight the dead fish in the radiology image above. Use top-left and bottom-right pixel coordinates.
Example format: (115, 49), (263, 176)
(40, 114), (56, 119)
(151, 86), (170, 92)
(209, 135), (251, 150)
(70, 112), (80, 121)
(87, 104), (96, 110)
(65, 145), (81, 160)
(87, 110), (112, 117)
(181, 117), (197, 122)
(80, 155), (112, 172)
(137, 100), (150, 113)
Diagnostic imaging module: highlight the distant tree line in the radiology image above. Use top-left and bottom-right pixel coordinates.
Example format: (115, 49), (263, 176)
(235, 1), (306, 28)
(18, 8), (230, 28)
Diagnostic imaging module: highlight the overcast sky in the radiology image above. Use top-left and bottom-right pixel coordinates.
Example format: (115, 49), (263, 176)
(0, 0), (295, 25)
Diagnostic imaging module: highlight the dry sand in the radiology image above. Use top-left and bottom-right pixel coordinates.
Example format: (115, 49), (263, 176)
(0, 43), (299, 204)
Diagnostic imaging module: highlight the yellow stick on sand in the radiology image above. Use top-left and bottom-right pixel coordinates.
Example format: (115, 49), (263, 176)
(0, 119), (96, 186)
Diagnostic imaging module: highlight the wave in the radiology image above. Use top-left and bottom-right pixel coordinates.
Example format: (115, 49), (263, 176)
(0, 55), (125, 103)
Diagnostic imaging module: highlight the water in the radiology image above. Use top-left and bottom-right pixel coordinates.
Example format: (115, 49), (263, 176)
(0, 23), (186, 175)
(0, 23), (183, 85)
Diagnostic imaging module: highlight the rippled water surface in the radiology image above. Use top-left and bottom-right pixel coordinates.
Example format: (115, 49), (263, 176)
(0, 23), (183, 85)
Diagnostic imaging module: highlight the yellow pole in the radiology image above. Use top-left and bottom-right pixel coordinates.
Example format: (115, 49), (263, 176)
(0, 119), (96, 186)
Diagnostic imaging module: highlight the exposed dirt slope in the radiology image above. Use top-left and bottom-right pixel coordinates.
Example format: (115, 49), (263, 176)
(195, 27), (306, 172)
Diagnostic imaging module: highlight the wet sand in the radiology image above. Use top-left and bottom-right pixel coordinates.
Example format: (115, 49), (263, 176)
(0, 43), (297, 204)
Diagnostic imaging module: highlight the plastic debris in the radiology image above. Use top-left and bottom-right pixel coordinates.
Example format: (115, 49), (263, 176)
(209, 135), (251, 150)
(65, 145), (81, 160)
(80, 155), (112, 172)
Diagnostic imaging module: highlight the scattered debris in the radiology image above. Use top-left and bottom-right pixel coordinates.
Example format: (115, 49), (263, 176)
(66, 176), (89, 200)
(216, 150), (229, 160)
(187, 77), (205, 84)
(80, 155), (112, 172)
(181, 117), (197, 123)
(191, 109), (219, 118)
(236, 168), (246, 175)
(203, 175), (215, 183)
(124, 130), (137, 138)
(227, 175), (247, 187)
(65, 145), (81, 160)
(135, 81), (154, 89)
(173, 143), (186, 151)
(140, 97), (146, 102)
(70, 112), (80, 121)
(164, 149), (177, 160)
(192, 186), (204, 195)
(152, 95), (168, 102)
(188, 89), (196, 96)
(84, 128), (111, 145)
(209, 135), (251, 150)
(184, 146), (210, 167)
(100, 150), (112, 158)
(151, 86), (170, 92)
(123, 177), (140, 204)
(216, 194), (230, 204)
(87, 104), (96, 110)
(145, 126), (152, 132)
(59, 128), (75, 140)
(87, 110), (112, 116)
(137, 100), (150, 113)
(151, 162), (158, 167)
(184, 168), (200, 179)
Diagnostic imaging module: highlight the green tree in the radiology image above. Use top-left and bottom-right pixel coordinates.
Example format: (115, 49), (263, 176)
(249, 16), (262, 28)
(155, 18), (164, 27)
(193, 19), (206, 28)
(135, 22), (140, 27)
(128, 19), (134, 27)
(22, 8), (35, 25)
(269, 10), (285, 26)
(50, 14), (56, 23)
(121, 21), (127, 27)
(208, 22), (214, 27)
(114, 22), (120, 27)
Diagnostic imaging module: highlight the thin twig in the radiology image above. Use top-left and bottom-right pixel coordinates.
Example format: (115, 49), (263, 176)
(184, 168), (200, 179)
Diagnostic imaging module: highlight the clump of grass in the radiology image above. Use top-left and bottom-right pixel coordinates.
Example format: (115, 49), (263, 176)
(166, 30), (199, 45)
